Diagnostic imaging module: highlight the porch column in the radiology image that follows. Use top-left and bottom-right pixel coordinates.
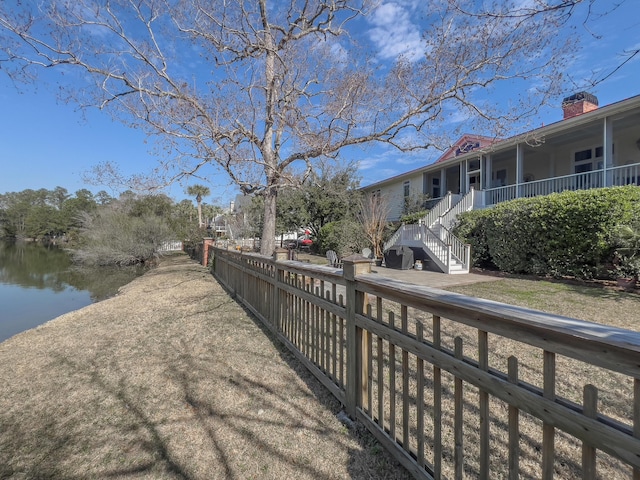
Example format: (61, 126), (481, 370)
(603, 116), (613, 187)
(459, 162), (467, 194)
(516, 144), (524, 198)
(484, 154), (492, 189)
(440, 168), (447, 194)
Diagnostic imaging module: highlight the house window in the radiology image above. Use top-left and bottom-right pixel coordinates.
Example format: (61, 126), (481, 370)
(574, 145), (609, 174)
(468, 159), (481, 172)
(403, 181), (410, 197)
(574, 149), (592, 162)
(432, 178), (440, 198)
(494, 169), (507, 187)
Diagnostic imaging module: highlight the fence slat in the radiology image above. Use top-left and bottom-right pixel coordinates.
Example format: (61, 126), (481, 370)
(508, 356), (519, 480)
(367, 330), (373, 416)
(389, 311), (396, 441)
(582, 385), (598, 479)
(361, 325), (371, 416)
(377, 297), (384, 429)
(634, 378), (639, 480)
(402, 305), (410, 452)
(327, 284), (340, 384)
(479, 330), (489, 480)
(543, 350), (556, 480)
(454, 337), (464, 480)
(432, 314), (443, 479)
(417, 322), (425, 468)
(339, 294), (344, 390)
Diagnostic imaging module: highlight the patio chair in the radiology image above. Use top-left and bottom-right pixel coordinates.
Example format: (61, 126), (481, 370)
(326, 250), (343, 268)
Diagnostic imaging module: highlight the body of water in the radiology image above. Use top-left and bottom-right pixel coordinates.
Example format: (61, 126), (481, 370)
(0, 241), (146, 343)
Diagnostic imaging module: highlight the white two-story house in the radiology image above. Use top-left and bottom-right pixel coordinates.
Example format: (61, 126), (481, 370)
(362, 92), (640, 274)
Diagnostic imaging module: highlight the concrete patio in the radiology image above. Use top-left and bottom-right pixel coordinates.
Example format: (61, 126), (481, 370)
(367, 265), (501, 289)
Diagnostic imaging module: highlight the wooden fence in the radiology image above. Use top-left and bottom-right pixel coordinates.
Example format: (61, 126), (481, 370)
(211, 247), (640, 479)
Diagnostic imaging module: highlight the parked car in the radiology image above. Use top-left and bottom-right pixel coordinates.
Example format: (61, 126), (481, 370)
(284, 235), (313, 249)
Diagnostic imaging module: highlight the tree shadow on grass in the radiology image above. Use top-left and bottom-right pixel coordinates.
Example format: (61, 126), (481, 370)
(1, 320), (404, 479)
(215, 278), (412, 480)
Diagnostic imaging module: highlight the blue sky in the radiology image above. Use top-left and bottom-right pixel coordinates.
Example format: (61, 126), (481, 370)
(1, 1), (639, 207)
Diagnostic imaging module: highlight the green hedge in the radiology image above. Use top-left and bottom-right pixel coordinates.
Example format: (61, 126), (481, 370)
(453, 186), (640, 278)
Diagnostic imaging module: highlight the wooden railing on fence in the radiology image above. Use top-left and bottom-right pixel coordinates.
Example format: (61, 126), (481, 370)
(211, 247), (640, 480)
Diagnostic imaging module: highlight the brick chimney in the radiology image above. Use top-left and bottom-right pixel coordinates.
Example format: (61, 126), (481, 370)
(562, 92), (598, 119)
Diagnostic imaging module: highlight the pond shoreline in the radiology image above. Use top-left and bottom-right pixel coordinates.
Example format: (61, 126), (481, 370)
(0, 239), (148, 343)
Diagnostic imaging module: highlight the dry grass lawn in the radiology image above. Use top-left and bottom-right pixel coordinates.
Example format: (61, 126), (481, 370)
(444, 276), (640, 330)
(0, 253), (410, 480)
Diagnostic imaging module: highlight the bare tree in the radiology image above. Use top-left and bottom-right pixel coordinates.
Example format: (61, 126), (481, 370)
(357, 192), (391, 260)
(0, 0), (599, 254)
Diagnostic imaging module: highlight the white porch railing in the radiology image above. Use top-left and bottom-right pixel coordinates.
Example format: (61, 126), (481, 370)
(610, 163), (640, 186)
(484, 162), (640, 206)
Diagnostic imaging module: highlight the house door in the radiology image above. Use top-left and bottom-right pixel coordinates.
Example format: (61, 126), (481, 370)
(467, 157), (481, 191)
(468, 173), (480, 191)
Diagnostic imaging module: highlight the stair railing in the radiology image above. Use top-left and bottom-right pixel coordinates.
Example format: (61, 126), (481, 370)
(439, 187), (475, 230)
(419, 192), (453, 228)
(383, 224), (405, 252)
(421, 225), (451, 272)
(440, 225), (470, 272)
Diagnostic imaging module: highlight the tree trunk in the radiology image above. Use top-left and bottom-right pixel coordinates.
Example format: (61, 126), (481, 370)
(261, 189), (277, 255)
(196, 193), (203, 228)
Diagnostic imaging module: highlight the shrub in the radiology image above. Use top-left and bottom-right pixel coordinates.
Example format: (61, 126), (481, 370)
(453, 186), (640, 278)
(316, 220), (366, 258)
(400, 209), (430, 224)
(454, 208), (494, 269)
(73, 201), (175, 266)
(611, 219), (640, 279)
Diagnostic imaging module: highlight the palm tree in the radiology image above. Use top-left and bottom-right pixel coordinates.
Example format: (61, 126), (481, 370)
(186, 184), (211, 228)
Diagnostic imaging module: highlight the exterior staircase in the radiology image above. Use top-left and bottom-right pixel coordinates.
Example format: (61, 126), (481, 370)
(384, 189), (478, 274)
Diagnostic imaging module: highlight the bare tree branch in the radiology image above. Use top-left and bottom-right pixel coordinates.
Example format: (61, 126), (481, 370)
(0, 0), (617, 253)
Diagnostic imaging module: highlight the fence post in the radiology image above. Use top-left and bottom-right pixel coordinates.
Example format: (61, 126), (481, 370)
(272, 248), (289, 331)
(343, 255), (372, 418)
(202, 237), (215, 267)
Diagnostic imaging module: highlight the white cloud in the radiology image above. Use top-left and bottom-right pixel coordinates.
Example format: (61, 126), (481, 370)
(356, 144), (433, 187)
(329, 41), (349, 65)
(367, 2), (423, 62)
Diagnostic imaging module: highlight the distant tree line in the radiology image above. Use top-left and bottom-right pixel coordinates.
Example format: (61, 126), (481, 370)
(0, 187), (108, 240)
(0, 187), (222, 266)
